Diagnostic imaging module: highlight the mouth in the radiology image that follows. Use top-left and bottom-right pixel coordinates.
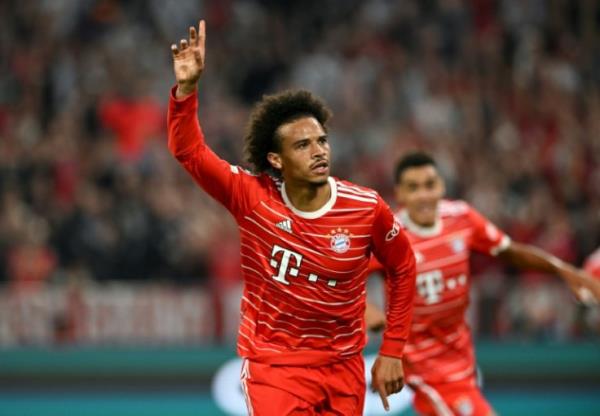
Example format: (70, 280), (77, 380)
(310, 160), (329, 175)
(413, 203), (438, 219)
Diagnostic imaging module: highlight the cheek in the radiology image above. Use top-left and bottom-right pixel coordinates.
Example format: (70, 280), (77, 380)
(284, 153), (307, 170)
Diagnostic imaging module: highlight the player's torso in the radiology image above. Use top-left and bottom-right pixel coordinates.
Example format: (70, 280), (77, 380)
(238, 177), (377, 350)
(399, 204), (477, 380)
(398, 204), (476, 330)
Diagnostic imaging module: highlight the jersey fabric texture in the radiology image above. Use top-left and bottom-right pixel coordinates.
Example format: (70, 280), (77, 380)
(167, 87), (416, 367)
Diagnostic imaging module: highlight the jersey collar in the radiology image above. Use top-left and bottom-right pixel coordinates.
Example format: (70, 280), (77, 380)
(398, 209), (443, 237)
(281, 176), (337, 219)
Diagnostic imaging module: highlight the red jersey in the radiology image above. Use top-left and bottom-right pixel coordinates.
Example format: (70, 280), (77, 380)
(371, 200), (509, 384)
(584, 248), (600, 278)
(167, 88), (416, 366)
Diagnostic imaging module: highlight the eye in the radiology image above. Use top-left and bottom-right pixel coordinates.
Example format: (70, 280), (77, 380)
(318, 136), (328, 145)
(294, 140), (308, 150)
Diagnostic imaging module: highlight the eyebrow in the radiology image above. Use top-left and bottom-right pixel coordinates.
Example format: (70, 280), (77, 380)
(292, 134), (328, 145)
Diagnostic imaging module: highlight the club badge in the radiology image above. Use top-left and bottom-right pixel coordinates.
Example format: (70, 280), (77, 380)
(330, 228), (351, 253)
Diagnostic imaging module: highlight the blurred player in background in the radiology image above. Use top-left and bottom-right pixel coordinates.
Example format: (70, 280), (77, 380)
(368, 151), (600, 416)
(168, 20), (416, 415)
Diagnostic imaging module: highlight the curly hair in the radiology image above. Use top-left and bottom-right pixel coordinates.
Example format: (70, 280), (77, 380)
(243, 89), (332, 175)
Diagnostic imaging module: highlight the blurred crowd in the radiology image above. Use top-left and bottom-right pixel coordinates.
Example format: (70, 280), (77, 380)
(0, 0), (599, 341)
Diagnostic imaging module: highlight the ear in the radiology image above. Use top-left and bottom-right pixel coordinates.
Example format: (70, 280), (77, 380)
(439, 176), (446, 197)
(267, 152), (282, 170)
(394, 183), (405, 205)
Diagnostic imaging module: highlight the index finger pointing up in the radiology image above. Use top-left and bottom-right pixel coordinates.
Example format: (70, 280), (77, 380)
(198, 20), (206, 44)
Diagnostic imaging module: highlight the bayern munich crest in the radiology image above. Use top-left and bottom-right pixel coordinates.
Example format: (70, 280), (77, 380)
(330, 228), (351, 253)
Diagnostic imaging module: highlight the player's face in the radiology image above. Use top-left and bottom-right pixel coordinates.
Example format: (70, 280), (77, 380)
(268, 116), (330, 186)
(395, 165), (445, 227)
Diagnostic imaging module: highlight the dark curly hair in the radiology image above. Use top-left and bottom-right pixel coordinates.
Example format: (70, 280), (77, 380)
(243, 89), (332, 175)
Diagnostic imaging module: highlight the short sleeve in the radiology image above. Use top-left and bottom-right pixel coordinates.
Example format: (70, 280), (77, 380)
(467, 204), (510, 256)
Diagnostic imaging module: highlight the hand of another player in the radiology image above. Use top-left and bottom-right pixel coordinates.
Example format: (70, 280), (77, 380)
(365, 303), (386, 332)
(171, 20), (206, 97)
(560, 266), (600, 305)
(370, 355), (404, 412)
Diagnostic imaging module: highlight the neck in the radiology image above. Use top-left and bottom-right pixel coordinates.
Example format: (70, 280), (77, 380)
(285, 180), (331, 212)
(401, 210), (442, 237)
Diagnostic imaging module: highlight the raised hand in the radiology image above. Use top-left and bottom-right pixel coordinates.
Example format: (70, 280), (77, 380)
(171, 20), (206, 98)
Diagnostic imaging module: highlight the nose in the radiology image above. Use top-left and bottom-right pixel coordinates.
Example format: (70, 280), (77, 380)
(311, 141), (326, 158)
(415, 188), (430, 199)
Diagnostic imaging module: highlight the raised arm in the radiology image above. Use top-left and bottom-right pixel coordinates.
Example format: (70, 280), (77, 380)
(167, 20), (257, 218)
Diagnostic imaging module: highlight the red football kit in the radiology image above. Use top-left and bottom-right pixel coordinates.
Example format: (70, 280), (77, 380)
(371, 200), (510, 416)
(167, 88), (416, 415)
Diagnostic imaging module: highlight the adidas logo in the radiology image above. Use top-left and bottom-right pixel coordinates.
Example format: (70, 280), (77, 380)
(275, 219), (292, 234)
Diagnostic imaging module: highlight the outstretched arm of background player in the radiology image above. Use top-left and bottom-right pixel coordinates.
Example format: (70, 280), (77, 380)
(498, 242), (600, 304)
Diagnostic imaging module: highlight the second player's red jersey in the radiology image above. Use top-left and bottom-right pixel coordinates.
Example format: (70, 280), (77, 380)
(401, 200), (509, 384)
(168, 88), (416, 366)
(371, 200), (509, 384)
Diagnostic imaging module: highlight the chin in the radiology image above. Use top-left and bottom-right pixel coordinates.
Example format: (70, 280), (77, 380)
(309, 176), (329, 186)
(413, 214), (436, 227)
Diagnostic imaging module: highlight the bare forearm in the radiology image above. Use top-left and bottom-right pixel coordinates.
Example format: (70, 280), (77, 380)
(498, 241), (573, 275)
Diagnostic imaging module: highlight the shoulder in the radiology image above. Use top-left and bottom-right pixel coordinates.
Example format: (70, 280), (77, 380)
(438, 199), (472, 219)
(232, 166), (279, 200)
(334, 178), (380, 206)
(232, 166), (276, 186)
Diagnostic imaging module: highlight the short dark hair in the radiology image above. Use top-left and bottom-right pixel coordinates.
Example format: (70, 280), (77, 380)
(243, 89), (332, 175)
(394, 151), (437, 184)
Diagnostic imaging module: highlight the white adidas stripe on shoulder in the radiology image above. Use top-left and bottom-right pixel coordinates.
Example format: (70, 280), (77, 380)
(230, 165), (259, 176)
(337, 192), (378, 204)
(336, 182), (378, 198)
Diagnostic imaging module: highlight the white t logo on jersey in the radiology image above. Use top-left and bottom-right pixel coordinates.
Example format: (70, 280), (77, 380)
(416, 270), (444, 304)
(270, 245), (302, 285)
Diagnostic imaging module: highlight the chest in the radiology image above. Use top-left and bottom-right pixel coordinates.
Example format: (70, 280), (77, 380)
(409, 227), (474, 305)
(241, 203), (373, 286)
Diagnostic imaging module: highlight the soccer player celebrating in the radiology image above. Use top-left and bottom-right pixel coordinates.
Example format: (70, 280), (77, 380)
(168, 21), (416, 415)
(368, 151), (600, 416)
